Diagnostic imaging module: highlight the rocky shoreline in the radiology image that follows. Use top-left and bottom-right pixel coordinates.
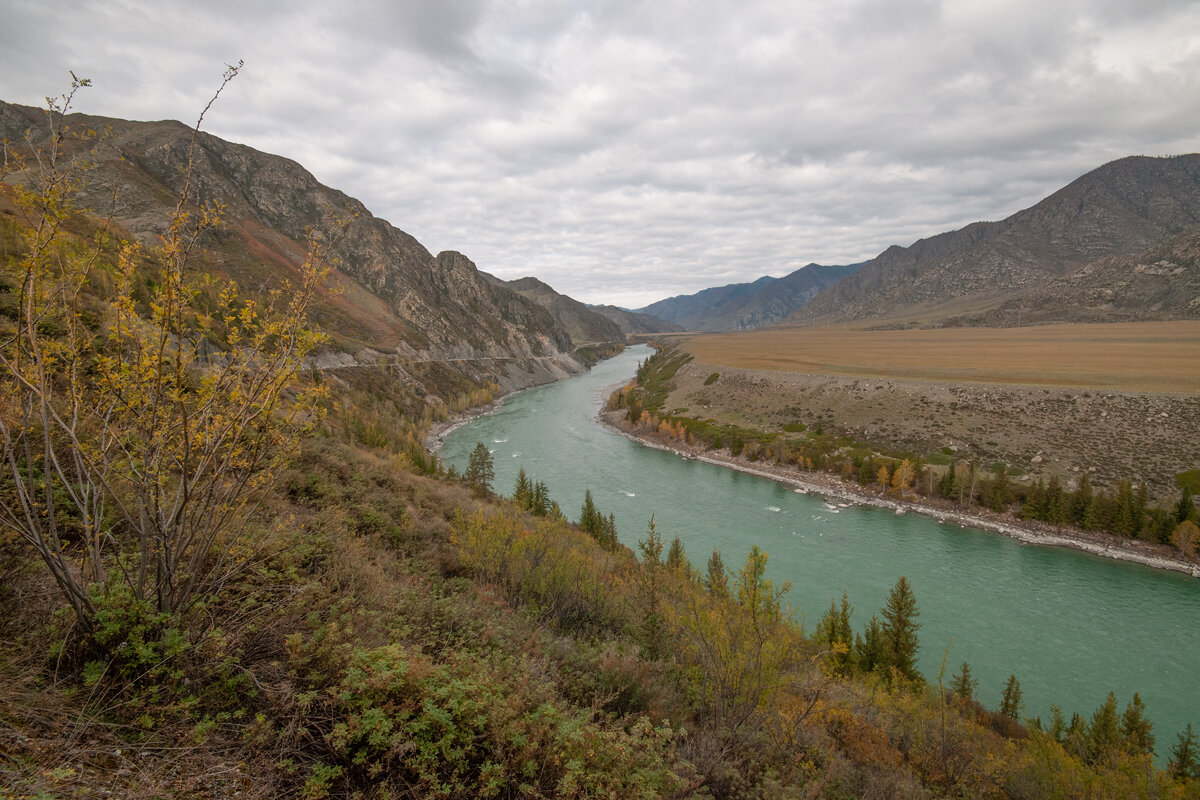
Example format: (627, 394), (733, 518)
(596, 410), (1200, 580)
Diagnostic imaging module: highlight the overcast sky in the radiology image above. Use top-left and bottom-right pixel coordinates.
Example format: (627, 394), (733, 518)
(3, 1), (1200, 307)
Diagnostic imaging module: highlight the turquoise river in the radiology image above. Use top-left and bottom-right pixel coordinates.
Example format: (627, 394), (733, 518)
(440, 345), (1199, 754)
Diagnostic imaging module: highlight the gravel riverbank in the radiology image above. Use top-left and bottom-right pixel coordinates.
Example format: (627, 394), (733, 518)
(597, 410), (1200, 579)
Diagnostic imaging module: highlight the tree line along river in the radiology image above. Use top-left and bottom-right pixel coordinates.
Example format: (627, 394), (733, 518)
(439, 345), (1199, 757)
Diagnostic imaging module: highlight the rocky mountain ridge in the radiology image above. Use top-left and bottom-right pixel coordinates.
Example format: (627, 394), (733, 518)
(788, 154), (1200, 326)
(482, 274), (625, 344)
(0, 101), (578, 371)
(590, 304), (684, 335)
(637, 263), (860, 331)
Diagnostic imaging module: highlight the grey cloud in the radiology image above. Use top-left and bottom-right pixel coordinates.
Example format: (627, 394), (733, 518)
(3, 0), (1200, 308)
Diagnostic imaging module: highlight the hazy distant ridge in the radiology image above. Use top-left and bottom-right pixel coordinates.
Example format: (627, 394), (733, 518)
(636, 263), (860, 331)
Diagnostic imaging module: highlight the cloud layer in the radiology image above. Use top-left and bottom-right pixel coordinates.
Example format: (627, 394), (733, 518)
(4, 0), (1200, 307)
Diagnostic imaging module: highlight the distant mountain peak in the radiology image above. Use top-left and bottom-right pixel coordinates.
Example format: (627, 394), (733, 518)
(788, 153), (1200, 327)
(635, 263), (860, 331)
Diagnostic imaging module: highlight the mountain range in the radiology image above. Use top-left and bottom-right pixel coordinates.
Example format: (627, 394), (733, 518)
(5, 99), (1197, 366)
(0, 100), (628, 395)
(785, 154), (1200, 328)
(636, 263), (860, 331)
(630, 155), (1200, 331)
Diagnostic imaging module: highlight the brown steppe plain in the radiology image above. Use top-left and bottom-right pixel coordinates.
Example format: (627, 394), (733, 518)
(647, 321), (1200, 501)
(678, 320), (1200, 394)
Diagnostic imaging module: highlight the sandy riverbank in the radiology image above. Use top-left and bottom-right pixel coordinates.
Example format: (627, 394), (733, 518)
(596, 410), (1200, 579)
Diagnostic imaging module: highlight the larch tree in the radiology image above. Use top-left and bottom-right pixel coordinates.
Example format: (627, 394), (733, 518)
(891, 459), (915, 497)
(1172, 519), (1199, 558)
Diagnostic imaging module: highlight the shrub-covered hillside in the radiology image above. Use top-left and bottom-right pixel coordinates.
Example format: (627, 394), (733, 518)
(3, 80), (1199, 799)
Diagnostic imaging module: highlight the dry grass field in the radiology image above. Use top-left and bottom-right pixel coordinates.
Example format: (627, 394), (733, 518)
(677, 321), (1200, 394)
(653, 321), (1200, 499)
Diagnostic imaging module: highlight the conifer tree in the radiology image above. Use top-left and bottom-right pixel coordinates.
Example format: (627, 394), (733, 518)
(816, 592), (855, 673)
(1048, 705), (1067, 742)
(1022, 478), (1046, 520)
(939, 461), (957, 498)
(1000, 674), (1023, 719)
(1121, 692), (1155, 756)
(856, 615), (887, 673)
(1178, 487), (1198, 524)
(603, 512), (618, 548)
(990, 463), (1012, 511)
(1134, 483), (1149, 533)
(950, 662), (978, 702)
(705, 548), (728, 596)
(666, 536), (689, 572)
(1083, 494), (1109, 531)
(1087, 692), (1122, 765)
(579, 489), (600, 537)
(1112, 481), (1135, 536)
(636, 516), (666, 659)
(465, 442), (495, 495)
(880, 575), (921, 681)
(532, 481), (551, 517)
(638, 515), (663, 567)
(1072, 473), (1094, 525)
(1170, 723), (1198, 781)
(512, 467), (532, 510)
(1046, 475), (1066, 527)
(858, 456), (876, 486)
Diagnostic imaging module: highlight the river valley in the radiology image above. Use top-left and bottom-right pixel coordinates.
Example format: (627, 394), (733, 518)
(440, 345), (1200, 756)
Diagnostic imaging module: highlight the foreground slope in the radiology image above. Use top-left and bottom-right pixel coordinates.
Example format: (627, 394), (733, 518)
(789, 154), (1200, 326)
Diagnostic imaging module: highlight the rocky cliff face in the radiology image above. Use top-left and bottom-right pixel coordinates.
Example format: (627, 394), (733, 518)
(489, 276), (625, 345)
(789, 155), (1200, 326)
(972, 223), (1200, 326)
(0, 101), (573, 361)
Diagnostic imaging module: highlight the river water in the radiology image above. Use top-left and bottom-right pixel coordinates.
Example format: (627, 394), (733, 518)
(440, 345), (1199, 752)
